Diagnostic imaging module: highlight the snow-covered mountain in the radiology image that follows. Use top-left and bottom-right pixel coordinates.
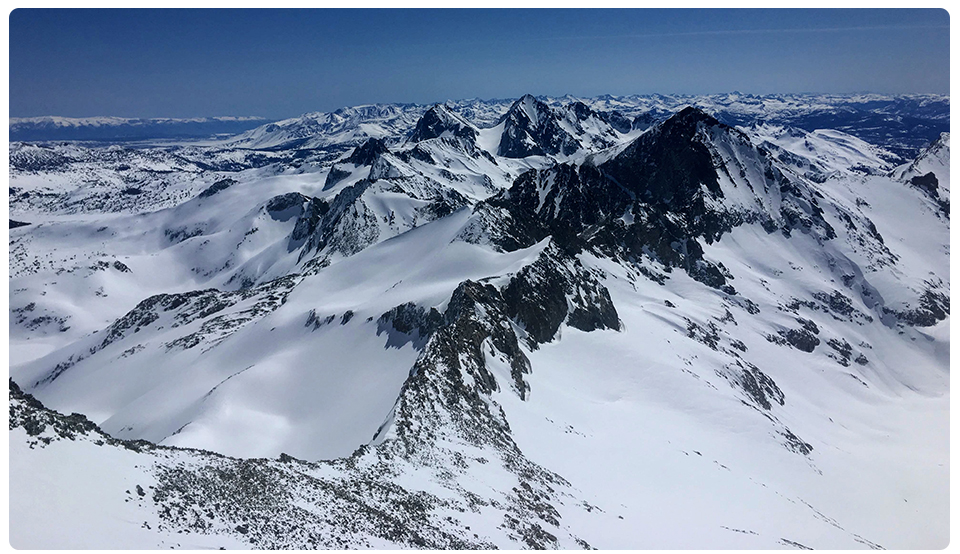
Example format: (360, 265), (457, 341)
(225, 104), (427, 150)
(489, 94), (626, 158)
(408, 103), (480, 143)
(746, 123), (902, 180)
(891, 132), (950, 215)
(15, 93), (944, 158)
(139, 92), (939, 161)
(9, 94), (949, 549)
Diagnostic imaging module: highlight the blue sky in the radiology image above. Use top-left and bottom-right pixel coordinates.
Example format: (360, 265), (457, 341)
(9, 8), (950, 119)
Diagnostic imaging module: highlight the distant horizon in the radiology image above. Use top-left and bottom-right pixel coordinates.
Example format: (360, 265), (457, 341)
(9, 89), (952, 122)
(10, 9), (949, 120)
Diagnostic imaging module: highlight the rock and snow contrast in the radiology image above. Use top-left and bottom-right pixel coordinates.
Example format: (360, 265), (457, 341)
(9, 93), (949, 549)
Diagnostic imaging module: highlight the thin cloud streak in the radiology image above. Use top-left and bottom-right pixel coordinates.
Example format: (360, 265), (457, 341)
(425, 24), (950, 48)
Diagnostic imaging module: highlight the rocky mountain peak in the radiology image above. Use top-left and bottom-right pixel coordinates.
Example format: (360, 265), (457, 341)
(497, 95), (575, 158)
(567, 101), (594, 121)
(345, 137), (389, 166)
(502, 94), (549, 129)
(660, 106), (723, 137)
(409, 104), (478, 143)
(600, 106), (725, 209)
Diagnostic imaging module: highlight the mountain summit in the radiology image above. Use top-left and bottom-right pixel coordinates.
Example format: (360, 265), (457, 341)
(409, 103), (479, 143)
(494, 94), (625, 158)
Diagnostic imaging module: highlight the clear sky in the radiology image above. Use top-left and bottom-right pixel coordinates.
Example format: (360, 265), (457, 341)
(8, 8), (951, 119)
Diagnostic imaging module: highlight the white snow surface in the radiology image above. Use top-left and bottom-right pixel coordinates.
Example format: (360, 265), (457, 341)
(747, 123), (901, 176)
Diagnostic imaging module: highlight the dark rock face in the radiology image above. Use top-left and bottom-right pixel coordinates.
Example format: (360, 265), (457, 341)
(305, 310), (336, 330)
(266, 192), (308, 218)
(475, 163), (629, 258)
(442, 281), (532, 397)
(597, 109), (633, 134)
(885, 288), (950, 327)
(377, 303), (444, 349)
(372, 243), (618, 406)
(409, 105), (477, 143)
(796, 317), (819, 335)
(781, 430), (814, 455)
(473, 107), (746, 291)
(198, 178), (237, 199)
(290, 160), (472, 268)
(504, 164), (632, 245)
(910, 172), (939, 197)
(417, 194), (462, 221)
(472, 106), (847, 295)
(10, 219), (30, 229)
(685, 318), (721, 350)
(288, 196), (330, 249)
(601, 107), (722, 209)
(346, 138), (389, 166)
(500, 261), (565, 346)
(385, 280), (534, 458)
(631, 111), (665, 131)
(502, 244), (620, 347)
(770, 327), (820, 353)
(322, 165), (351, 190)
(907, 171), (950, 216)
(397, 144), (436, 165)
(729, 361), (784, 410)
(293, 180), (378, 260)
(812, 290), (865, 322)
(826, 338), (854, 366)
(497, 95), (579, 158)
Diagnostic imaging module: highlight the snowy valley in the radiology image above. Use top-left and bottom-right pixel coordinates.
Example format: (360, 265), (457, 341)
(8, 93), (950, 549)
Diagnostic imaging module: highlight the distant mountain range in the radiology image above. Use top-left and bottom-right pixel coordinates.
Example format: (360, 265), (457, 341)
(9, 115), (271, 142)
(11, 93), (949, 159)
(12, 93), (947, 160)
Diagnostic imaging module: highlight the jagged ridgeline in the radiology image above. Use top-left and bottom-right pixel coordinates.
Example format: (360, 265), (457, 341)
(9, 93), (949, 549)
